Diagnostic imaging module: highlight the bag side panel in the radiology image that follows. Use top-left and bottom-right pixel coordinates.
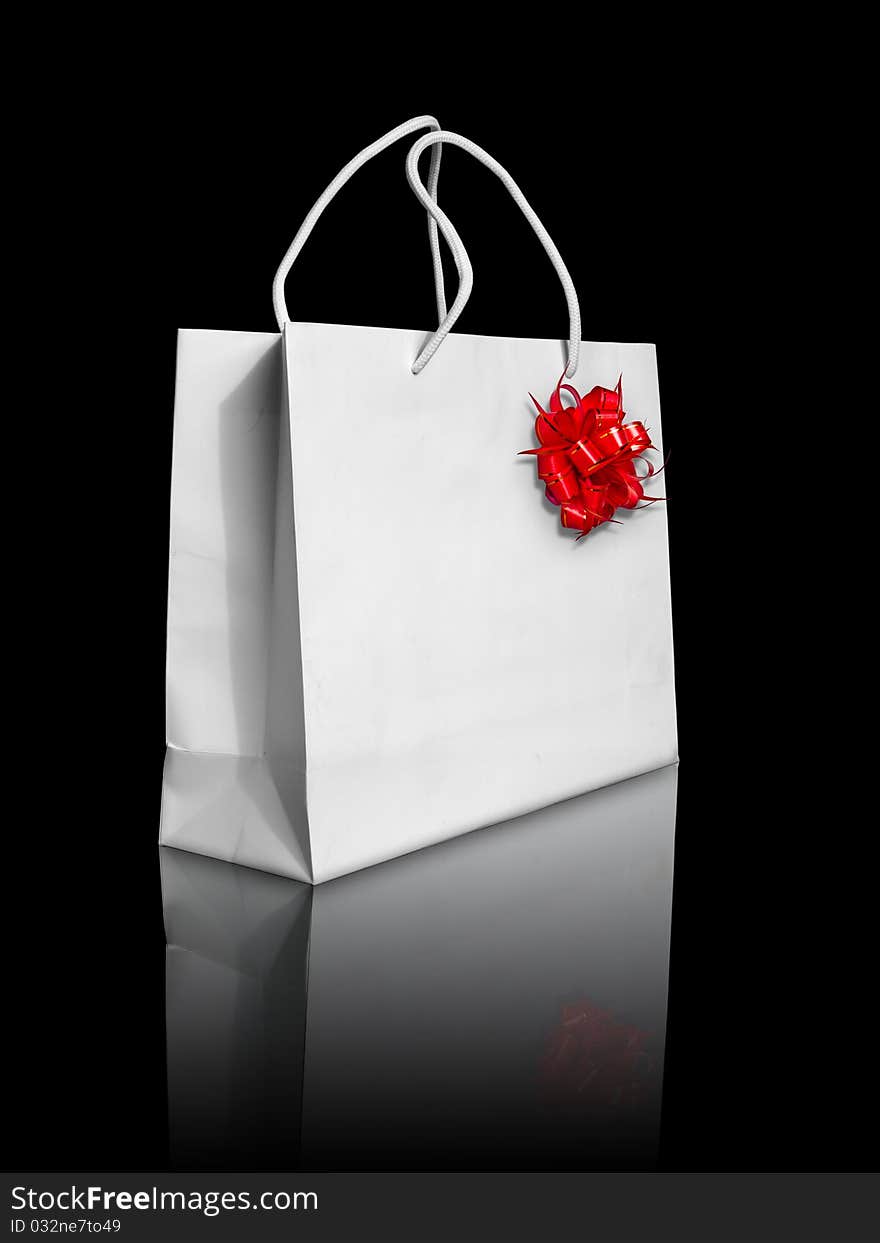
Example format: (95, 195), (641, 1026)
(158, 748), (312, 882)
(264, 344), (312, 879)
(166, 329), (281, 755)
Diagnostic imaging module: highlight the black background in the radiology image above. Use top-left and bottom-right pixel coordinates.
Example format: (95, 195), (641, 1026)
(8, 68), (871, 1175)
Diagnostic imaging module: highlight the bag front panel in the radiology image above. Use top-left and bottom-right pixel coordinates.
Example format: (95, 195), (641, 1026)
(284, 322), (677, 881)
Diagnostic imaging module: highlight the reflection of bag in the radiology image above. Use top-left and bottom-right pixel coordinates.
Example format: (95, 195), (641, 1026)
(162, 115), (677, 884)
(161, 759), (677, 1170)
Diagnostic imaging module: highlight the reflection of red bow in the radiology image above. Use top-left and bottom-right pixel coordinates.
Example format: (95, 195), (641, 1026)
(520, 375), (663, 538)
(539, 1000), (654, 1112)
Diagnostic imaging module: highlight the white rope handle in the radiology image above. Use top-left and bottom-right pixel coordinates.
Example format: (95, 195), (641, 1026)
(406, 131), (581, 377)
(272, 116), (451, 329)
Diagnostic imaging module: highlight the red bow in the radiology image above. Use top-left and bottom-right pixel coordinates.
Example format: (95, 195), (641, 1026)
(520, 375), (663, 537)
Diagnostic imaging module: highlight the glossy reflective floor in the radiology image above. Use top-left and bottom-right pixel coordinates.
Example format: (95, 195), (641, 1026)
(161, 762), (677, 1170)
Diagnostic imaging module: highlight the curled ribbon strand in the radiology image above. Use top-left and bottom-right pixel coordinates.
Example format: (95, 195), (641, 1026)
(520, 374), (663, 538)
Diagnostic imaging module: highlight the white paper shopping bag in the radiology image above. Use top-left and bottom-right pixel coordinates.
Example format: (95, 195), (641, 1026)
(162, 117), (677, 884)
